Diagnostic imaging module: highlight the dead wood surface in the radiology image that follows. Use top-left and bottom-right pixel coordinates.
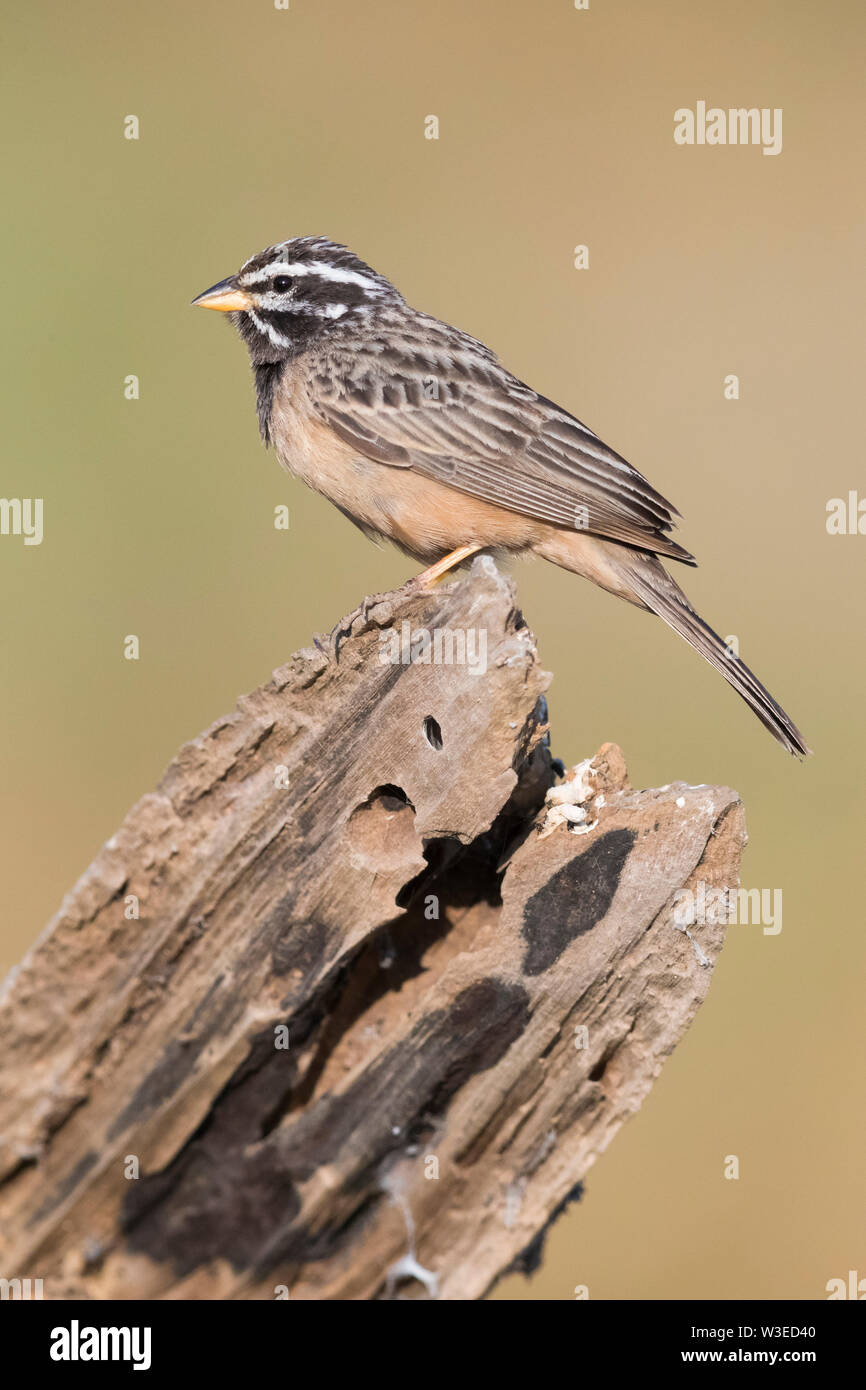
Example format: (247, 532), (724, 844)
(0, 558), (746, 1300)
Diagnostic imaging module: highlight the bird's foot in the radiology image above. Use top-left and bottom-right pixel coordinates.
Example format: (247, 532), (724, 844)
(314, 550), (484, 662)
(316, 589), (404, 662)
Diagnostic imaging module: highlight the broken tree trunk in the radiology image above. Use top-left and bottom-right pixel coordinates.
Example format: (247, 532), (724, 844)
(0, 558), (745, 1300)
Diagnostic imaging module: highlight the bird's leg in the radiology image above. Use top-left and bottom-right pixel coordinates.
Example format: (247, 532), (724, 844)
(412, 544), (483, 589)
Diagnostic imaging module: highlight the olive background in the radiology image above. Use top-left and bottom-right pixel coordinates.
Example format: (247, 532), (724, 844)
(2, 0), (863, 1299)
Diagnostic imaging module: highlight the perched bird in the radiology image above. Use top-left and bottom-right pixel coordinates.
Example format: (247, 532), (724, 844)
(193, 236), (809, 756)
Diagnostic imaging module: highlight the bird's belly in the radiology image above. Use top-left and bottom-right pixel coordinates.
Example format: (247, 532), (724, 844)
(272, 405), (540, 562)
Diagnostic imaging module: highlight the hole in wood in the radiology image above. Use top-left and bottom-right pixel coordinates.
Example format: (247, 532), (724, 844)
(345, 785), (419, 872)
(423, 716), (443, 750)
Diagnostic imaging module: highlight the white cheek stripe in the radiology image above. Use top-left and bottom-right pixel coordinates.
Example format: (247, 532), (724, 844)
(273, 300), (349, 319)
(242, 261), (379, 291)
(248, 309), (293, 349)
(255, 289), (349, 318)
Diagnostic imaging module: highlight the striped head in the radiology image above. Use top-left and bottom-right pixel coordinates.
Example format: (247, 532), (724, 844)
(192, 237), (402, 362)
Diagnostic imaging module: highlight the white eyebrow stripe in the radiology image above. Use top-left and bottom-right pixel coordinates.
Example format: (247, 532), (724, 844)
(242, 261), (380, 290)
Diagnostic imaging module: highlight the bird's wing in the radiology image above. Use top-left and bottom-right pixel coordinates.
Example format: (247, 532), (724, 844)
(308, 335), (695, 564)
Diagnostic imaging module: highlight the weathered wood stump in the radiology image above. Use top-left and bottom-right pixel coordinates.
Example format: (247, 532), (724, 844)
(0, 558), (745, 1299)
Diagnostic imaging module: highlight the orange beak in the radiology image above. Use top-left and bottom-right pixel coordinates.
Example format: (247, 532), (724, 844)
(191, 277), (252, 312)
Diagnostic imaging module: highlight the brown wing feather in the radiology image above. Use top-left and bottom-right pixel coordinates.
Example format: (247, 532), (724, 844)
(308, 327), (695, 565)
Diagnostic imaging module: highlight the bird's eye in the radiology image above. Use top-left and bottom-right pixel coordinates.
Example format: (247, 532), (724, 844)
(272, 275), (293, 293)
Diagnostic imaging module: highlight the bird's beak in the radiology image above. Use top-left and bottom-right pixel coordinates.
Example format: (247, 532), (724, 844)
(191, 277), (252, 312)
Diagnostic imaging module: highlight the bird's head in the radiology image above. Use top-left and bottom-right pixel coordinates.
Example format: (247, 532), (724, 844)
(192, 236), (401, 363)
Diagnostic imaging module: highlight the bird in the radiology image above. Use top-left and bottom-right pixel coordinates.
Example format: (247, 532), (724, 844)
(193, 236), (810, 757)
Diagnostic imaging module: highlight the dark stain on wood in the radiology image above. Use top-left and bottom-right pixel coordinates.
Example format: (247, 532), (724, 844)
(122, 978), (529, 1277)
(520, 828), (636, 975)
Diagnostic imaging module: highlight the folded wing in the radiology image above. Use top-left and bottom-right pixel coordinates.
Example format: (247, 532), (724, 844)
(309, 327), (695, 565)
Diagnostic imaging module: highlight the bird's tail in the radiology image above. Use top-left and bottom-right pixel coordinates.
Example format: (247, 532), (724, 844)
(621, 552), (811, 757)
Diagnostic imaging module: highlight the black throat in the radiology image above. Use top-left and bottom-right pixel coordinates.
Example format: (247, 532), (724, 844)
(254, 360), (285, 445)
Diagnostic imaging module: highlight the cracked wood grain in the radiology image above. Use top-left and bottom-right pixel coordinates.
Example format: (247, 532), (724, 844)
(0, 557), (746, 1300)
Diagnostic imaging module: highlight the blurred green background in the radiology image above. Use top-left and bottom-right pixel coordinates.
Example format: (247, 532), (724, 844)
(2, 0), (863, 1300)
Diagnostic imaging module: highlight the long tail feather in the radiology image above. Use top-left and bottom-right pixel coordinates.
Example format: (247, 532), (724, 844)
(624, 556), (811, 757)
